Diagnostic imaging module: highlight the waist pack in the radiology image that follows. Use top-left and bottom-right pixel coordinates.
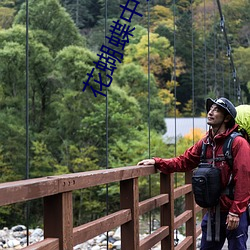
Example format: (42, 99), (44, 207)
(192, 163), (221, 208)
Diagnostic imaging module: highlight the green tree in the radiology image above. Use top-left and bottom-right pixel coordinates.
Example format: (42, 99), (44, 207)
(234, 46), (250, 102)
(114, 63), (166, 132)
(61, 0), (102, 29)
(14, 0), (84, 52)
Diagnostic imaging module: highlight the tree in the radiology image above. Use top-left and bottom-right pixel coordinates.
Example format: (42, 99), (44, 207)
(0, 4), (15, 29)
(234, 46), (250, 102)
(0, 35), (27, 180)
(124, 28), (185, 87)
(61, 0), (102, 29)
(114, 62), (166, 132)
(14, 0), (84, 52)
(147, 5), (174, 32)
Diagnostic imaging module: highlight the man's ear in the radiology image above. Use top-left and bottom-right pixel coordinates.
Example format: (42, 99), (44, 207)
(224, 114), (232, 123)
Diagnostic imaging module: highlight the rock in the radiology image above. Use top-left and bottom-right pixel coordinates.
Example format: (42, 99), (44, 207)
(113, 227), (120, 240)
(7, 239), (20, 247)
(87, 238), (94, 245)
(91, 245), (101, 250)
(0, 224), (187, 249)
(108, 236), (116, 243)
(95, 234), (106, 243)
(11, 226), (26, 232)
(100, 240), (108, 246)
(113, 240), (121, 249)
(107, 231), (114, 237)
(73, 243), (87, 249)
(0, 230), (7, 238)
(30, 228), (43, 238)
(15, 245), (23, 249)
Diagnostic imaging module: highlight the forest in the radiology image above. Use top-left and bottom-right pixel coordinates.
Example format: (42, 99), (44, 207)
(0, 0), (249, 228)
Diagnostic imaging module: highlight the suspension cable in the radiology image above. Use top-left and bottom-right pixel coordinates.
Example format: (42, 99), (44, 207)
(203, 0), (207, 98)
(213, 0), (217, 94)
(25, 0), (30, 245)
(173, 1), (177, 157)
(147, 0), (152, 234)
(191, 0), (195, 144)
(172, 0), (179, 245)
(105, 0), (109, 248)
(216, 0), (242, 104)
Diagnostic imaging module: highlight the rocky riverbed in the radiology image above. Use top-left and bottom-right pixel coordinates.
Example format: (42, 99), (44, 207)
(0, 225), (187, 249)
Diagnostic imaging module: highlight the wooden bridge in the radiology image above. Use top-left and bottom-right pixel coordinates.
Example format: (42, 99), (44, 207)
(0, 165), (204, 250)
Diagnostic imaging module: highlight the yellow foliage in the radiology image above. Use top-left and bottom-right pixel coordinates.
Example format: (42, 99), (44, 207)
(149, 5), (174, 31)
(200, 112), (207, 118)
(184, 128), (205, 142)
(166, 80), (180, 91)
(183, 99), (193, 115)
(158, 88), (175, 105)
(0, 7), (14, 29)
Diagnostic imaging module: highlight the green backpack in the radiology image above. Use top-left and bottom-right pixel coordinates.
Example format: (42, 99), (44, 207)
(235, 105), (250, 142)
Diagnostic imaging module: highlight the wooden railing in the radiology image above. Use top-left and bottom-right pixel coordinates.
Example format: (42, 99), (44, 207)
(0, 165), (203, 250)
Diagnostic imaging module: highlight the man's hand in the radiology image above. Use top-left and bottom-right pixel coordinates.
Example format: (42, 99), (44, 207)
(226, 213), (240, 230)
(137, 159), (155, 166)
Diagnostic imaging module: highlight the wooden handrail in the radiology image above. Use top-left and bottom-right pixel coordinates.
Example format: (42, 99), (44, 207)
(0, 165), (203, 250)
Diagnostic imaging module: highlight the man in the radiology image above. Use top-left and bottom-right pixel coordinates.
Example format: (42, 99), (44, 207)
(138, 97), (250, 250)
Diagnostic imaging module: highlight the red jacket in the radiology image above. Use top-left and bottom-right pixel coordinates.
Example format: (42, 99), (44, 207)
(154, 124), (250, 216)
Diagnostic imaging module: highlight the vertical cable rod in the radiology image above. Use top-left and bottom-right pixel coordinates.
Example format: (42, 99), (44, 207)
(215, 0), (241, 103)
(203, 0), (207, 98)
(147, 0), (152, 234)
(172, 0), (179, 245)
(173, 0), (177, 157)
(213, 0), (217, 94)
(25, 0), (30, 245)
(191, 0), (195, 145)
(105, 0), (109, 248)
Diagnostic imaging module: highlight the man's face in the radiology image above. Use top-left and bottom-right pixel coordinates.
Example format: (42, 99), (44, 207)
(207, 104), (226, 127)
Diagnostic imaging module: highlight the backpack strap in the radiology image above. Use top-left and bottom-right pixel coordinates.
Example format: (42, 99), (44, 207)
(223, 132), (242, 169)
(223, 132), (242, 200)
(200, 142), (208, 163)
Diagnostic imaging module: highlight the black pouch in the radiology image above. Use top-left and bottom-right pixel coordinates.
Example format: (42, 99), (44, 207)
(192, 163), (221, 208)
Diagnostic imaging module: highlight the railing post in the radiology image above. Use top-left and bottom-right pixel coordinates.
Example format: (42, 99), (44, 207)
(160, 173), (174, 250)
(185, 171), (196, 250)
(120, 178), (139, 250)
(44, 192), (73, 250)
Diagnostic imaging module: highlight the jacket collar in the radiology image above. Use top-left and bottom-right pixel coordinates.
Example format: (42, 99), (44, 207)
(206, 124), (239, 143)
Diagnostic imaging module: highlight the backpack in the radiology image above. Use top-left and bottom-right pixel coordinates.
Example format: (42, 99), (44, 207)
(235, 105), (250, 142)
(192, 131), (241, 208)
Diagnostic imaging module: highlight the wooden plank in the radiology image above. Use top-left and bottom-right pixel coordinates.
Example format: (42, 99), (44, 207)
(120, 178), (140, 250)
(0, 177), (59, 206)
(161, 173), (174, 250)
(0, 166), (156, 206)
(139, 194), (169, 215)
(174, 184), (192, 199)
(195, 204), (203, 213)
(73, 209), (131, 245)
(196, 226), (202, 237)
(44, 192), (73, 250)
(140, 226), (169, 250)
(175, 236), (193, 250)
(58, 165), (156, 192)
(22, 238), (59, 250)
(185, 171), (196, 250)
(174, 210), (192, 229)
